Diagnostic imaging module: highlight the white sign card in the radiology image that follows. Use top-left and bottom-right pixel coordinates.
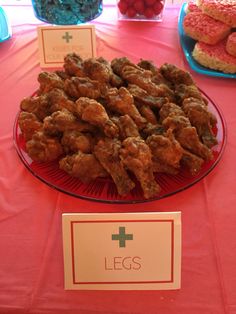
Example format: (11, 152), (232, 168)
(37, 25), (96, 68)
(62, 212), (181, 290)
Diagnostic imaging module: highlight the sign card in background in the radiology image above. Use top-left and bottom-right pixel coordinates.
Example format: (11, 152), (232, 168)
(37, 25), (96, 68)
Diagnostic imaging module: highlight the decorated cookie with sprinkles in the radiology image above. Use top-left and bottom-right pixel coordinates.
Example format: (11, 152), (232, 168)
(197, 0), (236, 27)
(183, 11), (231, 45)
(192, 39), (236, 74)
(226, 32), (236, 57)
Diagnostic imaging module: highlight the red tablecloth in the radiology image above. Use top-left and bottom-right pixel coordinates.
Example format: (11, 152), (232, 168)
(0, 2), (236, 313)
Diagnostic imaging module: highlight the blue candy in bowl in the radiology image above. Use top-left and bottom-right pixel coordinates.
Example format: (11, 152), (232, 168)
(31, 0), (103, 25)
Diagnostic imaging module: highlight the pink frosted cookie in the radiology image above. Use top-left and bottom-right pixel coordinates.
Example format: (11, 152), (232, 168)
(197, 0), (236, 27)
(183, 11), (231, 45)
(192, 39), (236, 73)
(186, 1), (201, 14)
(226, 32), (236, 57)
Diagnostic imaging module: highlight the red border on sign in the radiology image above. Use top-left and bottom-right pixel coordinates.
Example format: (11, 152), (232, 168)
(41, 27), (95, 64)
(70, 219), (175, 285)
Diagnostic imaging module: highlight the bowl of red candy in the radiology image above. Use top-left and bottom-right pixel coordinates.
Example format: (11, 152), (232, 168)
(117, 0), (165, 21)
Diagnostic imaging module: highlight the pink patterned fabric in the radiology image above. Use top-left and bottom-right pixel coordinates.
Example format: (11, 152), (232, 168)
(0, 2), (236, 313)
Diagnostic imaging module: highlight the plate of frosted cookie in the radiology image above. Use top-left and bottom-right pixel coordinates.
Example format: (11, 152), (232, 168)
(178, 2), (236, 79)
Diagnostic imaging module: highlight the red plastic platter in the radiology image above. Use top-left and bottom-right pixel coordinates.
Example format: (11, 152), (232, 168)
(13, 90), (226, 203)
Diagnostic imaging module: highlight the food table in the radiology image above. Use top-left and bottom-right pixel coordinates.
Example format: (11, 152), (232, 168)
(0, 1), (236, 313)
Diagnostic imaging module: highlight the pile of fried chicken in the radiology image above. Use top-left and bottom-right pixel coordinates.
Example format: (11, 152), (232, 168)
(18, 53), (218, 199)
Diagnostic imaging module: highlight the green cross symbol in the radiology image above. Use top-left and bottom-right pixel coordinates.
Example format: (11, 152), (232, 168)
(112, 226), (133, 248)
(62, 32), (73, 43)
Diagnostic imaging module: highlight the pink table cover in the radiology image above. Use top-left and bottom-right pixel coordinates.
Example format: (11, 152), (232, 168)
(0, 2), (236, 313)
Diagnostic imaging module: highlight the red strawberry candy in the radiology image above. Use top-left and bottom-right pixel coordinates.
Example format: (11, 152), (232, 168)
(144, 7), (155, 18)
(126, 0), (135, 5)
(134, 0), (145, 15)
(144, 0), (156, 6)
(153, 1), (164, 15)
(118, 0), (128, 14)
(126, 7), (137, 18)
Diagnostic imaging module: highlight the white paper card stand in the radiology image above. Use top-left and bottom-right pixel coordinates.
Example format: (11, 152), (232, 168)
(62, 212), (181, 290)
(37, 25), (96, 68)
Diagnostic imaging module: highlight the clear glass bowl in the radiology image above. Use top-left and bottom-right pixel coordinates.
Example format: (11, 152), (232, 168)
(31, 0), (103, 25)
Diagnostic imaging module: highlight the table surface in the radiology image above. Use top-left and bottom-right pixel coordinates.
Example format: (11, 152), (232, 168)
(0, 1), (236, 314)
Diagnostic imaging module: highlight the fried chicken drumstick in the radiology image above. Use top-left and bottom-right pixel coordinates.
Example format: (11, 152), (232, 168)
(18, 112), (43, 141)
(146, 129), (184, 174)
(120, 137), (160, 199)
(182, 97), (218, 148)
(105, 87), (147, 129)
(75, 97), (119, 138)
(160, 102), (213, 161)
(43, 109), (94, 136)
(94, 138), (135, 196)
(26, 131), (63, 162)
(162, 115), (213, 161)
(59, 152), (108, 183)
